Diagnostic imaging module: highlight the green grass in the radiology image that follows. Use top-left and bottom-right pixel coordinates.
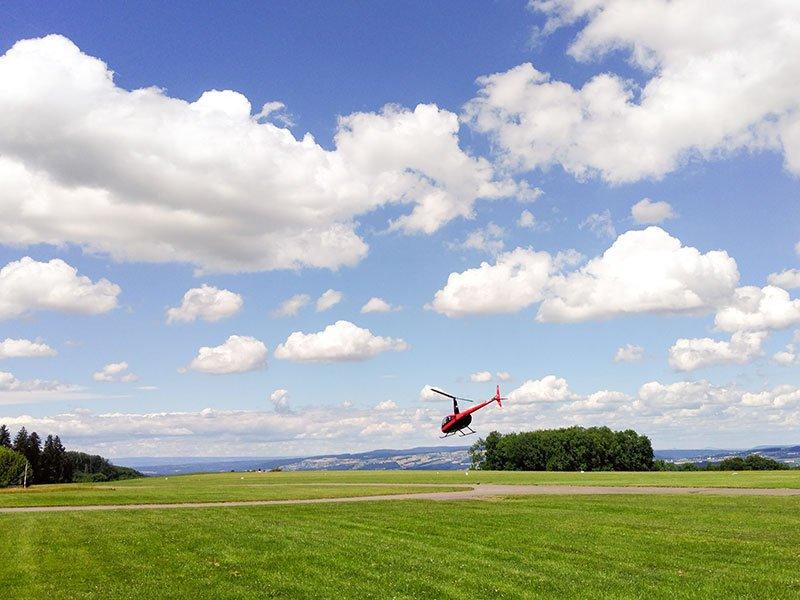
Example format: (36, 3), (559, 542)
(0, 471), (464, 507)
(2, 470), (799, 508)
(1, 494), (798, 598)
(222, 469), (800, 488)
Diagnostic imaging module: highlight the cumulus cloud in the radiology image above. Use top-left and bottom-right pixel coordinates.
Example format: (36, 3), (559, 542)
(316, 289), (343, 312)
(631, 198), (676, 224)
(470, 371), (492, 383)
(496, 371), (511, 381)
(0, 371), (83, 405)
(374, 399), (397, 411)
(0, 36), (518, 273)
(773, 344), (797, 366)
(419, 385), (442, 402)
(452, 223), (505, 255)
(0, 338), (57, 359)
(185, 335), (268, 374)
(166, 284), (243, 324)
(272, 294), (310, 318)
(269, 388), (292, 414)
(668, 331), (767, 371)
(93, 361), (139, 383)
(767, 269), (800, 290)
(614, 344), (643, 363)
(0, 401), (441, 456)
(508, 375), (576, 404)
(538, 227), (738, 322)
(429, 247), (553, 317)
(517, 209), (537, 229)
(714, 286), (800, 332)
(0, 257), (119, 320)
(431, 228), (738, 322)
(274, 320), (408, 363)
(579, 210), (616, 239)
(360, 297), (399, 314)
(465, 1), (800, 183)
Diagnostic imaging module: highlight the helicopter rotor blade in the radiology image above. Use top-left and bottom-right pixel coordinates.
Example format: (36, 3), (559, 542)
(430, 388), (475, 403)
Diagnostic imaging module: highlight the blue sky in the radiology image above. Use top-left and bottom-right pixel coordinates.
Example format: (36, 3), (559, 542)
(1, 1), (799, 456)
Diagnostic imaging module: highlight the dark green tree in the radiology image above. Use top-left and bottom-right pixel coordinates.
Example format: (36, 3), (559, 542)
(0, 424), (11, 448)
(24, 431), (42, 482)
(12, 427), (28, 453)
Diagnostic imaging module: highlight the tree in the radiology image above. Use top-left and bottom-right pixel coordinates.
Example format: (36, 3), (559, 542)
(23, 431), (42, 483)
(12, 426), (28, 454)
(40, 434), (69, 484)
(0, 424), (11, 448)
(0, 447), (27, 487)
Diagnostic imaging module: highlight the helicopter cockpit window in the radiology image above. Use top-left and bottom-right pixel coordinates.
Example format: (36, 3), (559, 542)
(441, 416), (452, 427)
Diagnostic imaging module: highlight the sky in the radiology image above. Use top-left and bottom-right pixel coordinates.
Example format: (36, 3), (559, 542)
(1, 0), (800, 457)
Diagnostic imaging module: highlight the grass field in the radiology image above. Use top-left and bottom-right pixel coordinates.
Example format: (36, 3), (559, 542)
(1, 492), (799, 598)
(3, 469), (800, 508)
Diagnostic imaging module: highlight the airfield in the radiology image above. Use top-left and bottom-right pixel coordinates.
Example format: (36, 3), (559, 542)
(2, 471), (799, 598)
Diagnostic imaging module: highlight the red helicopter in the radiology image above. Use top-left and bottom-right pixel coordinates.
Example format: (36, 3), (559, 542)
(432, 385), (505, 438)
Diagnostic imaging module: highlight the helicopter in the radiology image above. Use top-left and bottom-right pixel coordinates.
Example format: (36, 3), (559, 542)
(432, 385), (505, 438)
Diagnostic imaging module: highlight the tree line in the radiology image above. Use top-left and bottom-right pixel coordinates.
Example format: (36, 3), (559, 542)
(654, 454), (791, 471)
(0, 424), (142, 487)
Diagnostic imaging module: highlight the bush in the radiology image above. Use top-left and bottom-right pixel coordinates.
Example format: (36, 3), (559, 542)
(0, 446), (27, 487)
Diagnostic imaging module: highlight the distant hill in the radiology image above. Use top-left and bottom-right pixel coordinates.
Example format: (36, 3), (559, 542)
(115, 446), (472, 475)
(656, 445), (800, 466)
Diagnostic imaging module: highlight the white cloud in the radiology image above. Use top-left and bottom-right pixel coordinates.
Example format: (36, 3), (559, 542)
(742, 385), (800, 409)
(668, 331), (767, 371)
(419, 385), (443, 402)
(0, 338), (57, 359)
(316, 289), (343, 312)
(508, 375), (576, 405)
(562, 390), (630, 414)
(633, 380), (739, 415)
(274, 320), (408, 363)
(0, 257), (119, 320)
(631, 198), (676, 224)
(453, 223), (505, 255)
(166, 284), (243, 324)
(0, 371), (83, 405)
(773, 344), (797, 366)
(767, 269), (800, 290)
(614, 344), (643, 363)
(465, 1), (800, 183)
(579, 210), (616, 239)
(0, 36), (518, 273)
(714, 286), (800, 333)
(470, 371), (492, 383)
(93, 361), (139, 383)
(269, 388), (291, 414)
(496, 371), (511, 381)
(429, 247), (553, 317)
(517, 209), (537, 229)
(360, 297), (399, 314)
(374, 400), (397, 411)
(0, 402), (440, 456)
(272, 294), (310, 318)
(185, 335), (268, 374)
(538, 227), (739, 322)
